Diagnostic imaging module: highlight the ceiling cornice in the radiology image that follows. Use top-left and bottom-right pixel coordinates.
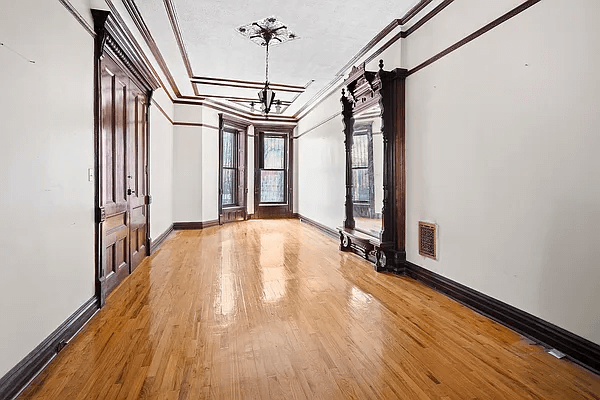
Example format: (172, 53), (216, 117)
(119, 0), (183, 96)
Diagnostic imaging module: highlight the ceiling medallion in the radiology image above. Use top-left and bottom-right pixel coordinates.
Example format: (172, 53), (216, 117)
(236, 17), (298, 115)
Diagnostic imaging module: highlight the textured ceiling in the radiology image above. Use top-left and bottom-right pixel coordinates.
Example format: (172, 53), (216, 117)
(134, 0), (417, 117)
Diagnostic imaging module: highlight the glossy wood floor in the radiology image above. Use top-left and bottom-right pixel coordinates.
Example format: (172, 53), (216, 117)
(19, 220), (600, 399)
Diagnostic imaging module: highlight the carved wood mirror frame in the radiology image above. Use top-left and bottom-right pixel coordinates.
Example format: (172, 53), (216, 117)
(338, 61), (407, 272)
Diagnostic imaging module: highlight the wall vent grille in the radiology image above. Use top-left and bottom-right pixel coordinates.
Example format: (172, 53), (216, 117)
(419, 222), (436, 259)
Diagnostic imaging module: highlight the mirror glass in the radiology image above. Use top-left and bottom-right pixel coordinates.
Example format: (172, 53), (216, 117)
(351, 103), (383, 238)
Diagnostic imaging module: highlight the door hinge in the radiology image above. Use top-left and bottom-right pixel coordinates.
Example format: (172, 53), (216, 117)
(95, 207), (106, 223)
(145, 195), (152, 205)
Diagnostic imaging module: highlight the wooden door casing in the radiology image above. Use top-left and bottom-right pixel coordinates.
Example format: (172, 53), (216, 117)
(99, 54), (149, 299)
(253, 125), (294, 219)
(218, 114), (250, 225)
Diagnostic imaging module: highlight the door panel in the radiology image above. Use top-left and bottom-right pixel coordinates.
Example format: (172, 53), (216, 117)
(101, 57), (130, 295)
(128, 89), (148, 271)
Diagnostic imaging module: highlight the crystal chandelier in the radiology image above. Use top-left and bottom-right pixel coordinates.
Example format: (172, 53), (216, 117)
(237, 17), (298, 115)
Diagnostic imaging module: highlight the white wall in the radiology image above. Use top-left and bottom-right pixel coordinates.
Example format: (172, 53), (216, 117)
(295, 0), (600, 346)
(149, 94), (174, 239)
(0, 0), (95, 377)
(201, 108), (221, 222)
(296, 90), (346, 228)
(404, 0), (600, 345)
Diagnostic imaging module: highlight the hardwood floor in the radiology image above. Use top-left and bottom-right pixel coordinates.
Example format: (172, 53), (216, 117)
(19, 219), (600, 399)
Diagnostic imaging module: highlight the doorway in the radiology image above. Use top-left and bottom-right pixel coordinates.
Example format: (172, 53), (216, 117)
(254, 125), (294, 219)
(219, 114), (250, 224)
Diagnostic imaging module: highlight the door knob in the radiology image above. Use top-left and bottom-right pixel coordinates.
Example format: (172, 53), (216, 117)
(127, 188), (135, 195)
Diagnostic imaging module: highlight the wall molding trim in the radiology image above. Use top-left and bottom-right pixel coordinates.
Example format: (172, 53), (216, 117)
(173, 220), (219, 230)
(57, 0), (95, 37)
(173, 122), (219, 130)
(296, 216), (600, 374)
(0, 297), (99, 400)
(407, 0), (542, 76)
(151, 99), (174, 124)
(150, 224), (174, 253)
(404, 261), (600, 374)
(296, 214), (338, 239)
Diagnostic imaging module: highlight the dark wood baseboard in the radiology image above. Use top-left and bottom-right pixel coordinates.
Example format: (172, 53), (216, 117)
(296, 214), (338, 239)
(0, 297), (99, 400)
(404, 261), (600, 374)
(150, 224), (173, 253)
(173, 220), (219, 230)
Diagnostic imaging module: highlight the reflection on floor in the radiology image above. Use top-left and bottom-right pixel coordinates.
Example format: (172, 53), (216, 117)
(19, 219), (600, 399)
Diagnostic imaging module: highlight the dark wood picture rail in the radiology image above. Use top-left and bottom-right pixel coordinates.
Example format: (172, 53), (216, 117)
(401, 0), (455, 38)
(163, 0), (194, 78)
(408, 0), (542, 76)
(151, 98), (174, 124)
(192, 78), (305, 93)
(120, 0), (182, 97)
(102, 0), (172, 102)
(57, 0), (95, 37)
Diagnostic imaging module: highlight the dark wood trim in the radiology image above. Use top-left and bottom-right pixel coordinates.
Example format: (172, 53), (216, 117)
(407, 0), (542, 76)
(92, 9), (109, 309)
(151, 98), (174, 124)
(219, 114), (251, 224)
(0, 297), (99, 400)
(294, 112), (342, 139)
(190, 89), (293, 104)
(145, 90), (153, 258)
(404, 261), (600, 374)
(192, 76), (308, 90)
(120, 0), (182, 97)
(253, 125), (295, 219)
(402, 0), (455, 37)
(163, 0), (194, 78)
(174, 99), (298, 124)
(103, 0), (169, 99)
(173, 220), (219, 230)
(297, 214), (338, 239)
(173, 122), (219, 130)
(150, 223), (174, 253)
(399, 0), (435, 25)
(57, 0), (95, 37)
(192, 79), (305, 93)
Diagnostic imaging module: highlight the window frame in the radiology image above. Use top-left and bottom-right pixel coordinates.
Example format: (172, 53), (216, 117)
(259, 132), (288, 205)
(221, 127), (238, 207)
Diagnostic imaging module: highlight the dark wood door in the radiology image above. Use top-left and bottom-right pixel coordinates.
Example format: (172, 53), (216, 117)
(99, 55), (149, 298)
(254, 126), (293, 219)
(128, 87), (148, 271)
(219, 126), (247, 224)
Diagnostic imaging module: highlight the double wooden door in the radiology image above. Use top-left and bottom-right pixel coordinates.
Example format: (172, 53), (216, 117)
(99, 54), (149, 298)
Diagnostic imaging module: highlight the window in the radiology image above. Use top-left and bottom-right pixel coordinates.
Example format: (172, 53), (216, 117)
(221, 128), (237, 206)
(260, 134), (286, 203)
(351, 124), (373, 204)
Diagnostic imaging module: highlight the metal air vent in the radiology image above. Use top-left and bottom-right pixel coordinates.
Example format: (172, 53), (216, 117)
(419, 222), (436, 259)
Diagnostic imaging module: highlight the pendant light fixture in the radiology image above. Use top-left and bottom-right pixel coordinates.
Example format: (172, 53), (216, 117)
(237, 17), (298, 115)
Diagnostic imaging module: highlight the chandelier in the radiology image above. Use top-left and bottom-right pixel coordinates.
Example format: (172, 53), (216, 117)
(237, 17), (298, 115)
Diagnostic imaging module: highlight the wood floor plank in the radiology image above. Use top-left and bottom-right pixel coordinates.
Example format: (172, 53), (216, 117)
(17, 219), (600, 400)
